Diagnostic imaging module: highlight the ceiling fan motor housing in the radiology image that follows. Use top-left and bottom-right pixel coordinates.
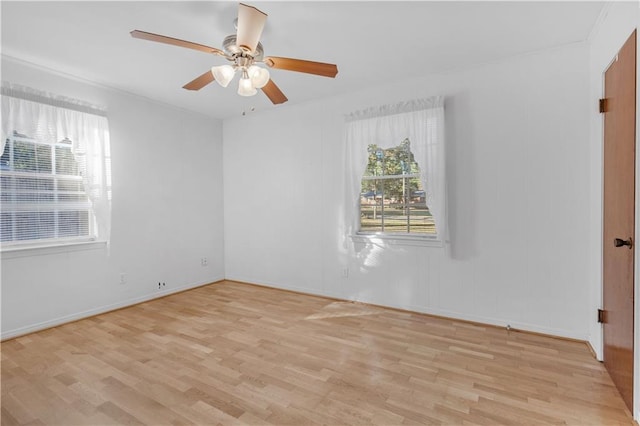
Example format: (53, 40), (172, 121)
(222, 35), (264, 61)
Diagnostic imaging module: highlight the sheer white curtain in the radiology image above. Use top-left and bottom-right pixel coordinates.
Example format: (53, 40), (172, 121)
(1, 82), (112, 241)
(344, 96), (446, 239)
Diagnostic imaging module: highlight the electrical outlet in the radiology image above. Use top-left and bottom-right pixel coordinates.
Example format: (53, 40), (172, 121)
(201, 257), (208, 266)
(119, 273), (126, 285)
(341, 268), (349, 278)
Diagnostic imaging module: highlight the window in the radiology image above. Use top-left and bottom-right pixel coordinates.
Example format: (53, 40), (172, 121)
(360, 139), (435, 234)
(1, 83), (111, 249)
(1, 132), (93, 243)
(345, 96), (445, 242)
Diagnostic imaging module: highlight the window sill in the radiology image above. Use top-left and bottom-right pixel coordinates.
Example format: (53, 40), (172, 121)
(1, 239), (107, 259)
(351, 233), (443, 248)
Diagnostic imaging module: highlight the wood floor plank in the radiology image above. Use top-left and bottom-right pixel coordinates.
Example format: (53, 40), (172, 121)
(0, 280), (635, 425)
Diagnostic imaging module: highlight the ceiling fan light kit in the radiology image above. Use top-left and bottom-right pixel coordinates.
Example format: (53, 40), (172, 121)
(238, 69), (257, 96)
(211, 64), (235, 88)
(248, 65), (269, 89)
(130, 2), (338, 105)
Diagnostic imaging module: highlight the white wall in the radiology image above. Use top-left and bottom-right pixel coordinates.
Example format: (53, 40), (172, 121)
(224, 42), (592, 340)
(0, 57), (225, 339)
(587, 1), (639, 419)
(1, 7), (637, 420)
(2, 5), (636, 419)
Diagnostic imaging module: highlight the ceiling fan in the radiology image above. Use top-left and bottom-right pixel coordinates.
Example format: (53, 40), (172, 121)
(131, 3), (338, 105)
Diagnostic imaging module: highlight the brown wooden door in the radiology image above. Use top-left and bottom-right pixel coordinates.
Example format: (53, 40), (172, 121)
(602, 29), (636, 413)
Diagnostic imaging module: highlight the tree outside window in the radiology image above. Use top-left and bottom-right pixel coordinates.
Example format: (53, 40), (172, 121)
(359, 138), (435, 234)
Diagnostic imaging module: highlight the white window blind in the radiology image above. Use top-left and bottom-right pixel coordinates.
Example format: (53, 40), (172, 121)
(1, 133), (93, 242)
(1, 83), (111, 247)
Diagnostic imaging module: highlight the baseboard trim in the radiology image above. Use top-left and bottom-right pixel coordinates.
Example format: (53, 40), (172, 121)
(2, 276), (591, 348)
(418, 306), (589, 342)
(1, 277), (224, 341)
(226, 277), (590, 345)
(586, 340), (599, 360)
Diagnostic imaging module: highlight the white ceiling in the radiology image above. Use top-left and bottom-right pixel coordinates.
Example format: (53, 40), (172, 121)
(2, 1), (604, 119)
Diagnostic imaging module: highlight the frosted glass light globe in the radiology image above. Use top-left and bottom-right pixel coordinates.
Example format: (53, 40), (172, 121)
(238, 77), (257, 96)
(211, 65), (235, 88)
(248, 65), (270, 89)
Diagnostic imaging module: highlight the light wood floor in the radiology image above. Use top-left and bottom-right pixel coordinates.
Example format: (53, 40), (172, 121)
(1, 280), (635, 425)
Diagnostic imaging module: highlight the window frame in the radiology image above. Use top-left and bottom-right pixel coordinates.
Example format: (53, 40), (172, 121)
(345, 96), (445, 248)
(351, 232), (443, 247)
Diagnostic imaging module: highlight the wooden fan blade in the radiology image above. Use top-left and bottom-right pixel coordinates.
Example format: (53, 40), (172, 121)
(262, 79), (288, 105)
(236, 3), (267, 54)
(183, 70), (215, 91)
(264, 57), (338, 78)
(131, 30), (224, 56)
